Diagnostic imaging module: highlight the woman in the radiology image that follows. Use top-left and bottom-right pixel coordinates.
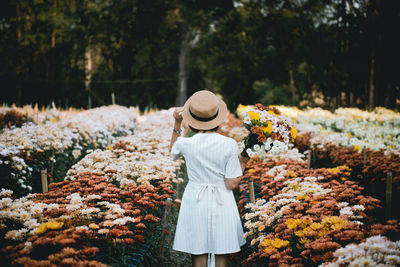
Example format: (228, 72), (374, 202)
(170, 90), (248, 267)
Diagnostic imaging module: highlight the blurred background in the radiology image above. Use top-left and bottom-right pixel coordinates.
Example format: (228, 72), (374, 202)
(0, 0), (399, 111)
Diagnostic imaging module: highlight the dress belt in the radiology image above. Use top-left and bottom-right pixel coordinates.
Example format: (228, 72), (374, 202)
(191, 182), (224, 267)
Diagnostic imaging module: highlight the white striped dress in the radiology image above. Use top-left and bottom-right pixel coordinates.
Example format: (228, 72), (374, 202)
(171, 133), (246, 266)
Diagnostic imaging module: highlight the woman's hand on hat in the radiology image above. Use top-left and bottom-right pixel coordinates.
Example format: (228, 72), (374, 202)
(173, 107), (184, 123)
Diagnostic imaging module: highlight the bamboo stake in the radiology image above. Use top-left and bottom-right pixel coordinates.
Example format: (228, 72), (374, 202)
(307, 150), (312, 169)
(386, 172), (392, 220)
(41, 169), (48, 193)
(50, 148), (55, 183)
(159, 198), (172, 256)
(248, 181), (255, 203)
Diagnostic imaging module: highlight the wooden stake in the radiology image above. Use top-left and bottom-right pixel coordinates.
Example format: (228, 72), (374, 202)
(386, 172), (392, 220)
(41, 169), (48, 193)
(159, 198), (172, 256)
(248, 181), (255, 203)
(50, 148), (55, 183)
(307, 150), (312, 169)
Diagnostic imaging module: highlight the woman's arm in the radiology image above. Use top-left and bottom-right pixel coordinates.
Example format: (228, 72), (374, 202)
(169, 107), (184, 151)
(225, 155), (250, 190)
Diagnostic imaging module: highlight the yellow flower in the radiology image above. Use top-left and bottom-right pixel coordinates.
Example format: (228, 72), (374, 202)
(300, 238), (311, 244)
(106, 145), (113, 151)
(286, 218), (302, 230)
(35, 221), (64, 234)
(35, 224), (48, 235)
(46, 221), (64, 230)
(296, 195), (307, 201)
(309, 223), (323, 230)
(248, 111), (261, 121)
(261, 238), (289, 252)
(260, 121), (272, 134)
(295, 230), (305, 238)
(353, 145), (361, 152)
(290, 127), (297, 141)
(287, 171), (297, 178)
(50, 117), (58, 123)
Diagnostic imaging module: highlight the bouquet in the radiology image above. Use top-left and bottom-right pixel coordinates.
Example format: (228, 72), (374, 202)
(241, 104), (297, 158)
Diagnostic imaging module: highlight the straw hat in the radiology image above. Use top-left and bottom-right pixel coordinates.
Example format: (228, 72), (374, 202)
(182, 90), (228, 130)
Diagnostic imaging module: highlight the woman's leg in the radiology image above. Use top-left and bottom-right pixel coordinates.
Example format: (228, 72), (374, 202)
(215, 254), (227, 267)
(192, 254), (207, 267)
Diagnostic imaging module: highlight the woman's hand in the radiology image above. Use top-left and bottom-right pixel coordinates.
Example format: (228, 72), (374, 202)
(173, 107), (184, 123)
(170, 107), (184, 151)
(239, 155), (250, 173)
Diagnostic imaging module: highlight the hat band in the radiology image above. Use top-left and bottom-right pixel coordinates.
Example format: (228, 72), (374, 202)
(189, 108), (219, 122)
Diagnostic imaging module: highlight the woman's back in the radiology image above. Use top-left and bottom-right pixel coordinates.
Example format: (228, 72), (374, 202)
(172, 133), (240, 184)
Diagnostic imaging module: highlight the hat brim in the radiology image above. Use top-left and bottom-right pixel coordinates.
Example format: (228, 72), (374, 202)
(182, 97), (228, 130)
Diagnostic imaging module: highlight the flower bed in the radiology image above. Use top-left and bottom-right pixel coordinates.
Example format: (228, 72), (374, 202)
(238, 157), (399, 266)
(0, 109), (181, 266)
(0, 105), (137, 196)
(230, 105), (400, 266)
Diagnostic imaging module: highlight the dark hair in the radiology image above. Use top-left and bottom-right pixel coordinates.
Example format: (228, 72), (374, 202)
(189, 125), (219, 133)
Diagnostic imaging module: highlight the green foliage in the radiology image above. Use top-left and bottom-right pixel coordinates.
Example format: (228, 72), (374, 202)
(0, 0), (399, 109)
(253, 78), (292, 106)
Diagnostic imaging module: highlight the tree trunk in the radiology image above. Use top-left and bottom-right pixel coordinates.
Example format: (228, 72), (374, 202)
(51, 0), (57, 47)
(288, 67), (297, 103)
(176, 29), (191, 107)
(84, 46), (92, 92)
(16, 4), (23, 106)
(350, 91), (354, 107)
(369, 44), (375, 110)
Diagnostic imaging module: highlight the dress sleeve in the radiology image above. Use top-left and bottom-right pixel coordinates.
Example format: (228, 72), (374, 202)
(225, 141), (243, 179)
(171, 137), (183, 161)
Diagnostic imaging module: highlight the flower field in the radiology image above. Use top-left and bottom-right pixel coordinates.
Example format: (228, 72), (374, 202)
(229, 105), (400, 266)
(1, 104), (399, 266)
(0, 105), (137, 196)
(1, 107), (182, 266)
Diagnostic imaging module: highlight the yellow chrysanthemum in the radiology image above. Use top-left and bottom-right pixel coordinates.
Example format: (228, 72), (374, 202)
(309, 223), (323, 230)
(285, 218), (302, 229)
(35, 221), (64, 234)
(290, 127), (297, 140)
(35, 224), (48, 235)
(46, 221), (64, 230)
(248, 111), (261, 121)
(261, 238), (289, 252)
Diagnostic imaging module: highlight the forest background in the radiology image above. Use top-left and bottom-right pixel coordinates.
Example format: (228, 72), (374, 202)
(0, 0), (399, 111)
